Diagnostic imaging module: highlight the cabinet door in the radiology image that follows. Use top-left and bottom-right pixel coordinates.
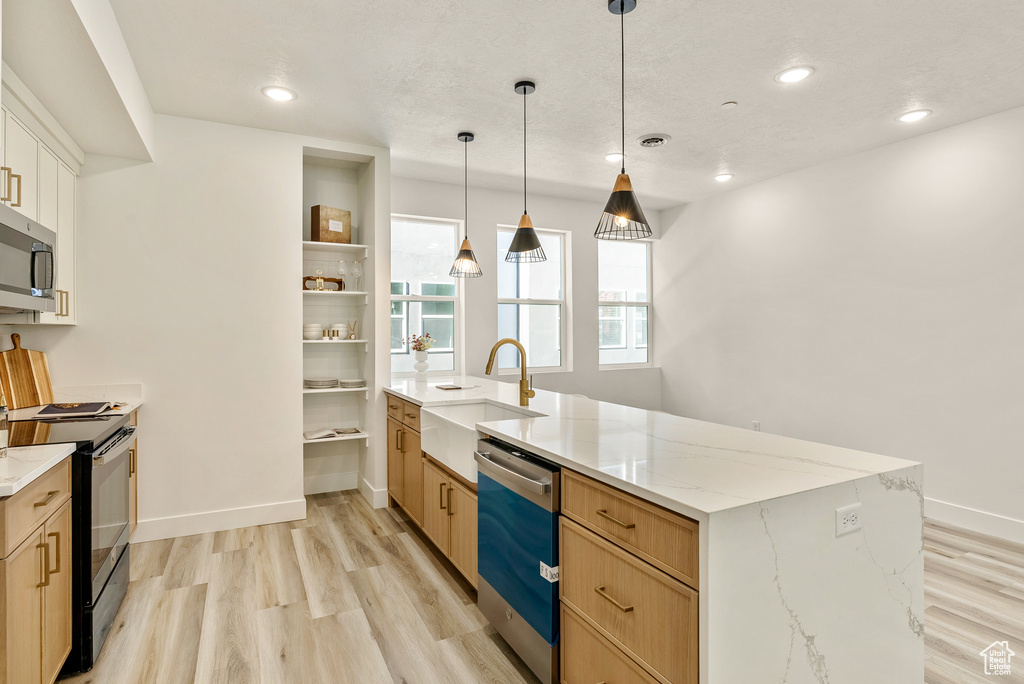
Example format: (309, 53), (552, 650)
(402, 429), (422, 526)
(448, 479), (477, 588)
(420, 460), (450, 554)
(386, 418), (404, 506)
(129, 412), (138, 538)
(35, 147), (61, 324)
(4, 528), (44, 684)
(42, 500), (72, 684)
(5, 113), (39, 220)
(56, 162), (76, 324)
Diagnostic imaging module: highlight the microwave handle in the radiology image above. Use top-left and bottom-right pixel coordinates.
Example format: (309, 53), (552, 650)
(31, 244), (54, 292)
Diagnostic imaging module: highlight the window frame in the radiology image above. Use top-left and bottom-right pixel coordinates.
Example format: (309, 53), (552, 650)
(598, 239), (653, 370)
(390, 214), (465, 377)
(496, 225), (573, 374)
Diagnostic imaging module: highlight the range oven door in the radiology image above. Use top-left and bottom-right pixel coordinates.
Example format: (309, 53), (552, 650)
(90, 425), (136, 602)
(0, 202), (56, 314)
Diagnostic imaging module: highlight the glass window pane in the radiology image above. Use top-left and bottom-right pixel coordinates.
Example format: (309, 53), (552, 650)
(422, 282), (455, 297)
(498, 303), (561, 369)
(496, 229), (563, 300)
(391, 219), (458, 296)
(599, 305), (648, 365)
(598, 241), (648, 303)
(391, 281), (408, 295)
(391, 319), (406, 351)
(391, 301), (455, 373)
(421, 301), (454, 316)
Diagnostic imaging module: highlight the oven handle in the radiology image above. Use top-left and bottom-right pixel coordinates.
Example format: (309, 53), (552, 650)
(93, 426), (138, 467)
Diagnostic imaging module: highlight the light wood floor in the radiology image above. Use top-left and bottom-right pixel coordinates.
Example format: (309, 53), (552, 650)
(60, 491), (539, 684)
(58, 495), (1024, 683)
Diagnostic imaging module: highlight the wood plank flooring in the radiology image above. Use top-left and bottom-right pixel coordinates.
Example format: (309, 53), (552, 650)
(58, 495), (1024, 683)
(60, 491), (538, 684)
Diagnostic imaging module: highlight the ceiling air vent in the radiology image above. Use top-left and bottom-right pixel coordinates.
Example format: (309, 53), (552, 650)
(637, 134), (671, 148)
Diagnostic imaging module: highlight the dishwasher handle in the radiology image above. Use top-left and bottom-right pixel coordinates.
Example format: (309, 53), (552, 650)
(475, 450), (551, 496)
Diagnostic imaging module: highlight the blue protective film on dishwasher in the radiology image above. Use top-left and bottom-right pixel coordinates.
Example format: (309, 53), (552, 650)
(477, 472), (560, 645)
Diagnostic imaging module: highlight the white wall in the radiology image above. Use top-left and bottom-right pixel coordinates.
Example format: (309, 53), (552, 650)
(391, 176), (663, 411)
(655, 106), (1024, 542)
(3, 114), (390, 539)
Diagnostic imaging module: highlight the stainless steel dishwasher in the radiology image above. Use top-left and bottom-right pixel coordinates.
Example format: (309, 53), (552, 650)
(475, 438), (560, 684)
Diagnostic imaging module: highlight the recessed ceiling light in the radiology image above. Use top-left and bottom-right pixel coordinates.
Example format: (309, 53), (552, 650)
(897, 109), (931, 123)
(775, 67), (814, 83)
(715, 174), (734, 182)
(605, 153), (624, 163)
(262, 86), (296, 102)
(637, 134), (671, 148)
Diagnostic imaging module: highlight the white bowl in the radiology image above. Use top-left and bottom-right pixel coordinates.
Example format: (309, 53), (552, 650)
(303, 331), (322, 340)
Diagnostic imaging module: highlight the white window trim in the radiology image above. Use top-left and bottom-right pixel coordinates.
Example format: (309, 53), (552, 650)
(496, 225), (573, 374)
(599, 239), (653, 369)
(390, 214), (466, 377)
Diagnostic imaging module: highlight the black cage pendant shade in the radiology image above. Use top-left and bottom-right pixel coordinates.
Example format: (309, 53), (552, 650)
(595, 0), (652, 240)
(506, 80), (546, 263)
(450, 132), (483, 277)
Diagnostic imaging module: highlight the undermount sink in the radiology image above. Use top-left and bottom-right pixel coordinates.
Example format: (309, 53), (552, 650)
(420, 401), (545, 482)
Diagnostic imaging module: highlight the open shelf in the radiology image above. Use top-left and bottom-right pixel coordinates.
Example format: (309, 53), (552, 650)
(302, 387), (368, 395)
(302, 241), (369, 253)
(302, 431), (368, 445)
(302, 339), (368, 344)
(303, 290), (368, 297)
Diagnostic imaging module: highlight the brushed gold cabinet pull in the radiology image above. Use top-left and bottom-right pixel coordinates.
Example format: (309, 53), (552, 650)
(447, 487), (453, 517)
(0, 166), (10, 202)
(594, 585), (634, 613)
(11, 173), (21, 207)
(129, 448), (136, 475)
(37, 543), (51, 587)
(405, 412), (416, 419)
(47, 532), (61, 574)
(596, 509), (636, 529)
(397, 429), (404, 453)
(439, 483), (447, 510)
(34, 490), (60, 508)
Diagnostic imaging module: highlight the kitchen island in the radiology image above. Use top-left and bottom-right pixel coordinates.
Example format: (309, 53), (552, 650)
(385, 376), (923, 684)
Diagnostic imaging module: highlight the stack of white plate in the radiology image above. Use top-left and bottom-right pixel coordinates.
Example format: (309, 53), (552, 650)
(303, 323), (323, 340)
(338, 379), (366, 389)
(304, 378), (339, 389)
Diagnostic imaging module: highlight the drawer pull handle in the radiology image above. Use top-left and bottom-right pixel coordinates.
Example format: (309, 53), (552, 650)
(34, 490), (60, 508)
(596, 509), (636, 529)
(38, 543), (51, 587)
(405, 413), (417, 419)
(594, 585), (634, 613)
(47, 532), (61, 574)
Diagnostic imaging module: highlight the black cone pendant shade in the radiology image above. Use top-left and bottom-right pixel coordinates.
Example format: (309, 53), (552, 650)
(595, 0), (652, 240)
(506, 81), (546, 263)
(450, 132), (483, 277)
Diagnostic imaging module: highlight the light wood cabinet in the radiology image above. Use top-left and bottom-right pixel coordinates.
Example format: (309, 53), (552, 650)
(0, 474), (73, 684)
(561, 604), (659, 684)
(387, 417), (405, 506)
(420, 457), (477, 589)
(402, 428), (422, 525)
(385, 400), (423, 525)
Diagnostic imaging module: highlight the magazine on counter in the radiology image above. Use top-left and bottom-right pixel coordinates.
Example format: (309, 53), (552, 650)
(36, 402), (112, 418)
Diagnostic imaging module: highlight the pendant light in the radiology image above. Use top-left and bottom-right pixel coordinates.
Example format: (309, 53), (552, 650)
(506, 80), (546, 263)
(595, 0), (652, 240)
(449, 132), (483, 278)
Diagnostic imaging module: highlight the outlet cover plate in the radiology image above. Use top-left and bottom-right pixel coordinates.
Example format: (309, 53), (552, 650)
(836, 503), (862, 537)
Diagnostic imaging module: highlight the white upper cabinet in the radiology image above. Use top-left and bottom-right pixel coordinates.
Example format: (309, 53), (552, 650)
(3, 111), (39, 221)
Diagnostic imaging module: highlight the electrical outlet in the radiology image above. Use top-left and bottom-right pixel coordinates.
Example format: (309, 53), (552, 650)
(752, 420), (761, 431)
(835, 503), (862, 537)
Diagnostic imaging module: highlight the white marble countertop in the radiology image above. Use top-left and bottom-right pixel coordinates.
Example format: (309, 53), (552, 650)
(0, 443), (76, 497)
(385, 376), (919, 519)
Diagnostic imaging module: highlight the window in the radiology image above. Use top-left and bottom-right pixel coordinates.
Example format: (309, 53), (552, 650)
(391, 216), (461, 374)
(496, 227), (569, 371)
(598, 240), (650, 365)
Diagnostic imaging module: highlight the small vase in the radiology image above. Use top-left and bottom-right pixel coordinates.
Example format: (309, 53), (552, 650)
(414, 351), (430, 376)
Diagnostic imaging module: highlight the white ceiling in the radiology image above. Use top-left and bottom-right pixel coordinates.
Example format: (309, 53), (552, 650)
(98, 0), (1024, 208)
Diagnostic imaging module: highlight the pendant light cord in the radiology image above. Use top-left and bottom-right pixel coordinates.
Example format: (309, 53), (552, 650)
(523, 88), (528, 215)
(464, 139), (469, 239)
(620, 1), (626, 174)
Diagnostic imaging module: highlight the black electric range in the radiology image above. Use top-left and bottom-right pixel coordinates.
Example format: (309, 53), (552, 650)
(10, 412), (137, 675)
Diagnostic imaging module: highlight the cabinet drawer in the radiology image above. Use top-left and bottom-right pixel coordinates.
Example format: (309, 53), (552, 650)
(560, 518), (698, 684)
(561, 604), (659, 684)
(562, 470), (699, 589)
(401, 401), (421, 432)
(0, 457), (71, 558)
(387, 395), (404, 421)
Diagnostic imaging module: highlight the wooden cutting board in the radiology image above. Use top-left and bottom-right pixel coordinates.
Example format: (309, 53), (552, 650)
(0, 333), (54, 410)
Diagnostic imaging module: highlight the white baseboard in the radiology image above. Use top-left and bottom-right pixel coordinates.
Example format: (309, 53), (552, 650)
(132, 498), (306, 543)
(925, 497), (1024, 545)
(359, 476), (388, 509)
(304, 471), (358, 495)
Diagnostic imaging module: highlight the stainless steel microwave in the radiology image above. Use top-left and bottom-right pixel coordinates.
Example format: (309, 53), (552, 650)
(0, 201), (56, 314)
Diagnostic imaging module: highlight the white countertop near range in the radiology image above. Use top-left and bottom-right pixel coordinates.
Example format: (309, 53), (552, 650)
(385, 376), (919, 519)
(7, 383), (144, 422)
(0, 443), (76, 497)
